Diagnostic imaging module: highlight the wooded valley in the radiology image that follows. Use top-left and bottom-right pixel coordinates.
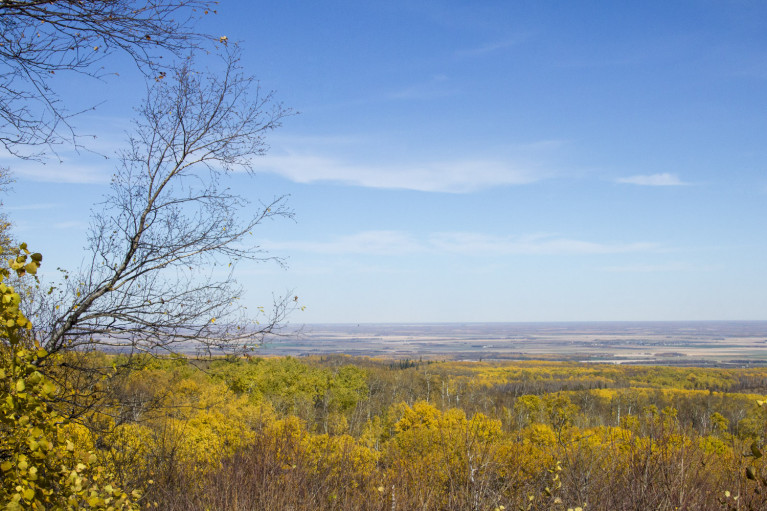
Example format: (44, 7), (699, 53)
(7, 341), (767, 510)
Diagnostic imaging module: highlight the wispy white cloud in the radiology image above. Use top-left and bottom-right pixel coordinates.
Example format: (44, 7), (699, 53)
(456, 35), (531, 57)
(263, 230), (661, 257)
(9, 161), (112, 184)
(1, 147), (114, 184)
(52, 221), (89, 230)
(263, 231), (422, 255)
(268, 133), (366, 147)
(429, 232), (659, 255)
(387, 74), (458, 101)
(0, 113), (131, 184)
(602, 262), (715, 273)
(615, 173), (689, 186)
(253, 154), (547, 193)
(4, 202), (62, 211)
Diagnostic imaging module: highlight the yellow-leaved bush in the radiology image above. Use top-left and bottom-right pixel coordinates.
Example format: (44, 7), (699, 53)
(0, 245), (139, 510)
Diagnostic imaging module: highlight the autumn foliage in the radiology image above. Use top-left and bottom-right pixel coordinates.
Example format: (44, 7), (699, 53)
(3, 249), (767, 509)
(7, 353), (767, 509)
(0, 246), (138, 509)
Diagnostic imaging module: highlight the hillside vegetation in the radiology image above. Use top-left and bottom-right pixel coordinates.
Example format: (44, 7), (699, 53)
(8, 348), (767, 510)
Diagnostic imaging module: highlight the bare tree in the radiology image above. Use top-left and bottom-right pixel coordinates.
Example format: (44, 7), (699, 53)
(0, 0), (216, 157)
(33, 50), (294, 361)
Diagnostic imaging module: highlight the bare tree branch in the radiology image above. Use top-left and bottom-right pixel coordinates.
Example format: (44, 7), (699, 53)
(0, 0), (218, 156)
(33, 50), (296, 361)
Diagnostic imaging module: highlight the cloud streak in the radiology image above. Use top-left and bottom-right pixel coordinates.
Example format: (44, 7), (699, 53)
(253, 154), (547, 193)
(4, 202), (62, 211)
(387, 74), (458, 100)
(429, 232), (659, 255)
(602, 262), (716, 273)
(615, 173), (689, 186)
(264, 231), (422, 256)
(9, 161), (112, 184)
(456, 34), (532, 57)
(263, 231), (660, 257)
(0, 149), (114, 184)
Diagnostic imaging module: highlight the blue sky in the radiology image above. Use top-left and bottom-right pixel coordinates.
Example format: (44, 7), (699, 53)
(3, 1), (767, 323)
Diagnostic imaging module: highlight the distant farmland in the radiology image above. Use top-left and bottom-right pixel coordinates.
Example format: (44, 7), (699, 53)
(256, 321), (767, 367)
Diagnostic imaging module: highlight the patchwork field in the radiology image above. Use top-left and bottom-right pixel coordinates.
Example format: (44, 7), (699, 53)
(260, 321), (767, 366)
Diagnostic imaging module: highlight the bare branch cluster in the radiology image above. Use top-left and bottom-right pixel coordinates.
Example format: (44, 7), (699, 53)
(34, 52), (295, 358)
(0, 0), (216, 156)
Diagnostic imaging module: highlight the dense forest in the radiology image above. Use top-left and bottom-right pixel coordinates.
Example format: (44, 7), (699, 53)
(6, 323), (767, 509)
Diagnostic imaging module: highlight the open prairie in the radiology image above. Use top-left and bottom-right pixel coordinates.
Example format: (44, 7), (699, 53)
(261, 321), (767, 366)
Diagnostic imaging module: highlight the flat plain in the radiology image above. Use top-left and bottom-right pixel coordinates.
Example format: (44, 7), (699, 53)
(260, 321), (767, 367)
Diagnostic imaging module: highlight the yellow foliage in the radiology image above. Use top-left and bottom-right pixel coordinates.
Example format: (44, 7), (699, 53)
(394, 400), (446, 433)
(699, 435), (730, 456)
(0, 245), (138, 509)
(301, 433), (378, 480)
(160, 381), (274, 468)
(522, 423), (557, 447)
